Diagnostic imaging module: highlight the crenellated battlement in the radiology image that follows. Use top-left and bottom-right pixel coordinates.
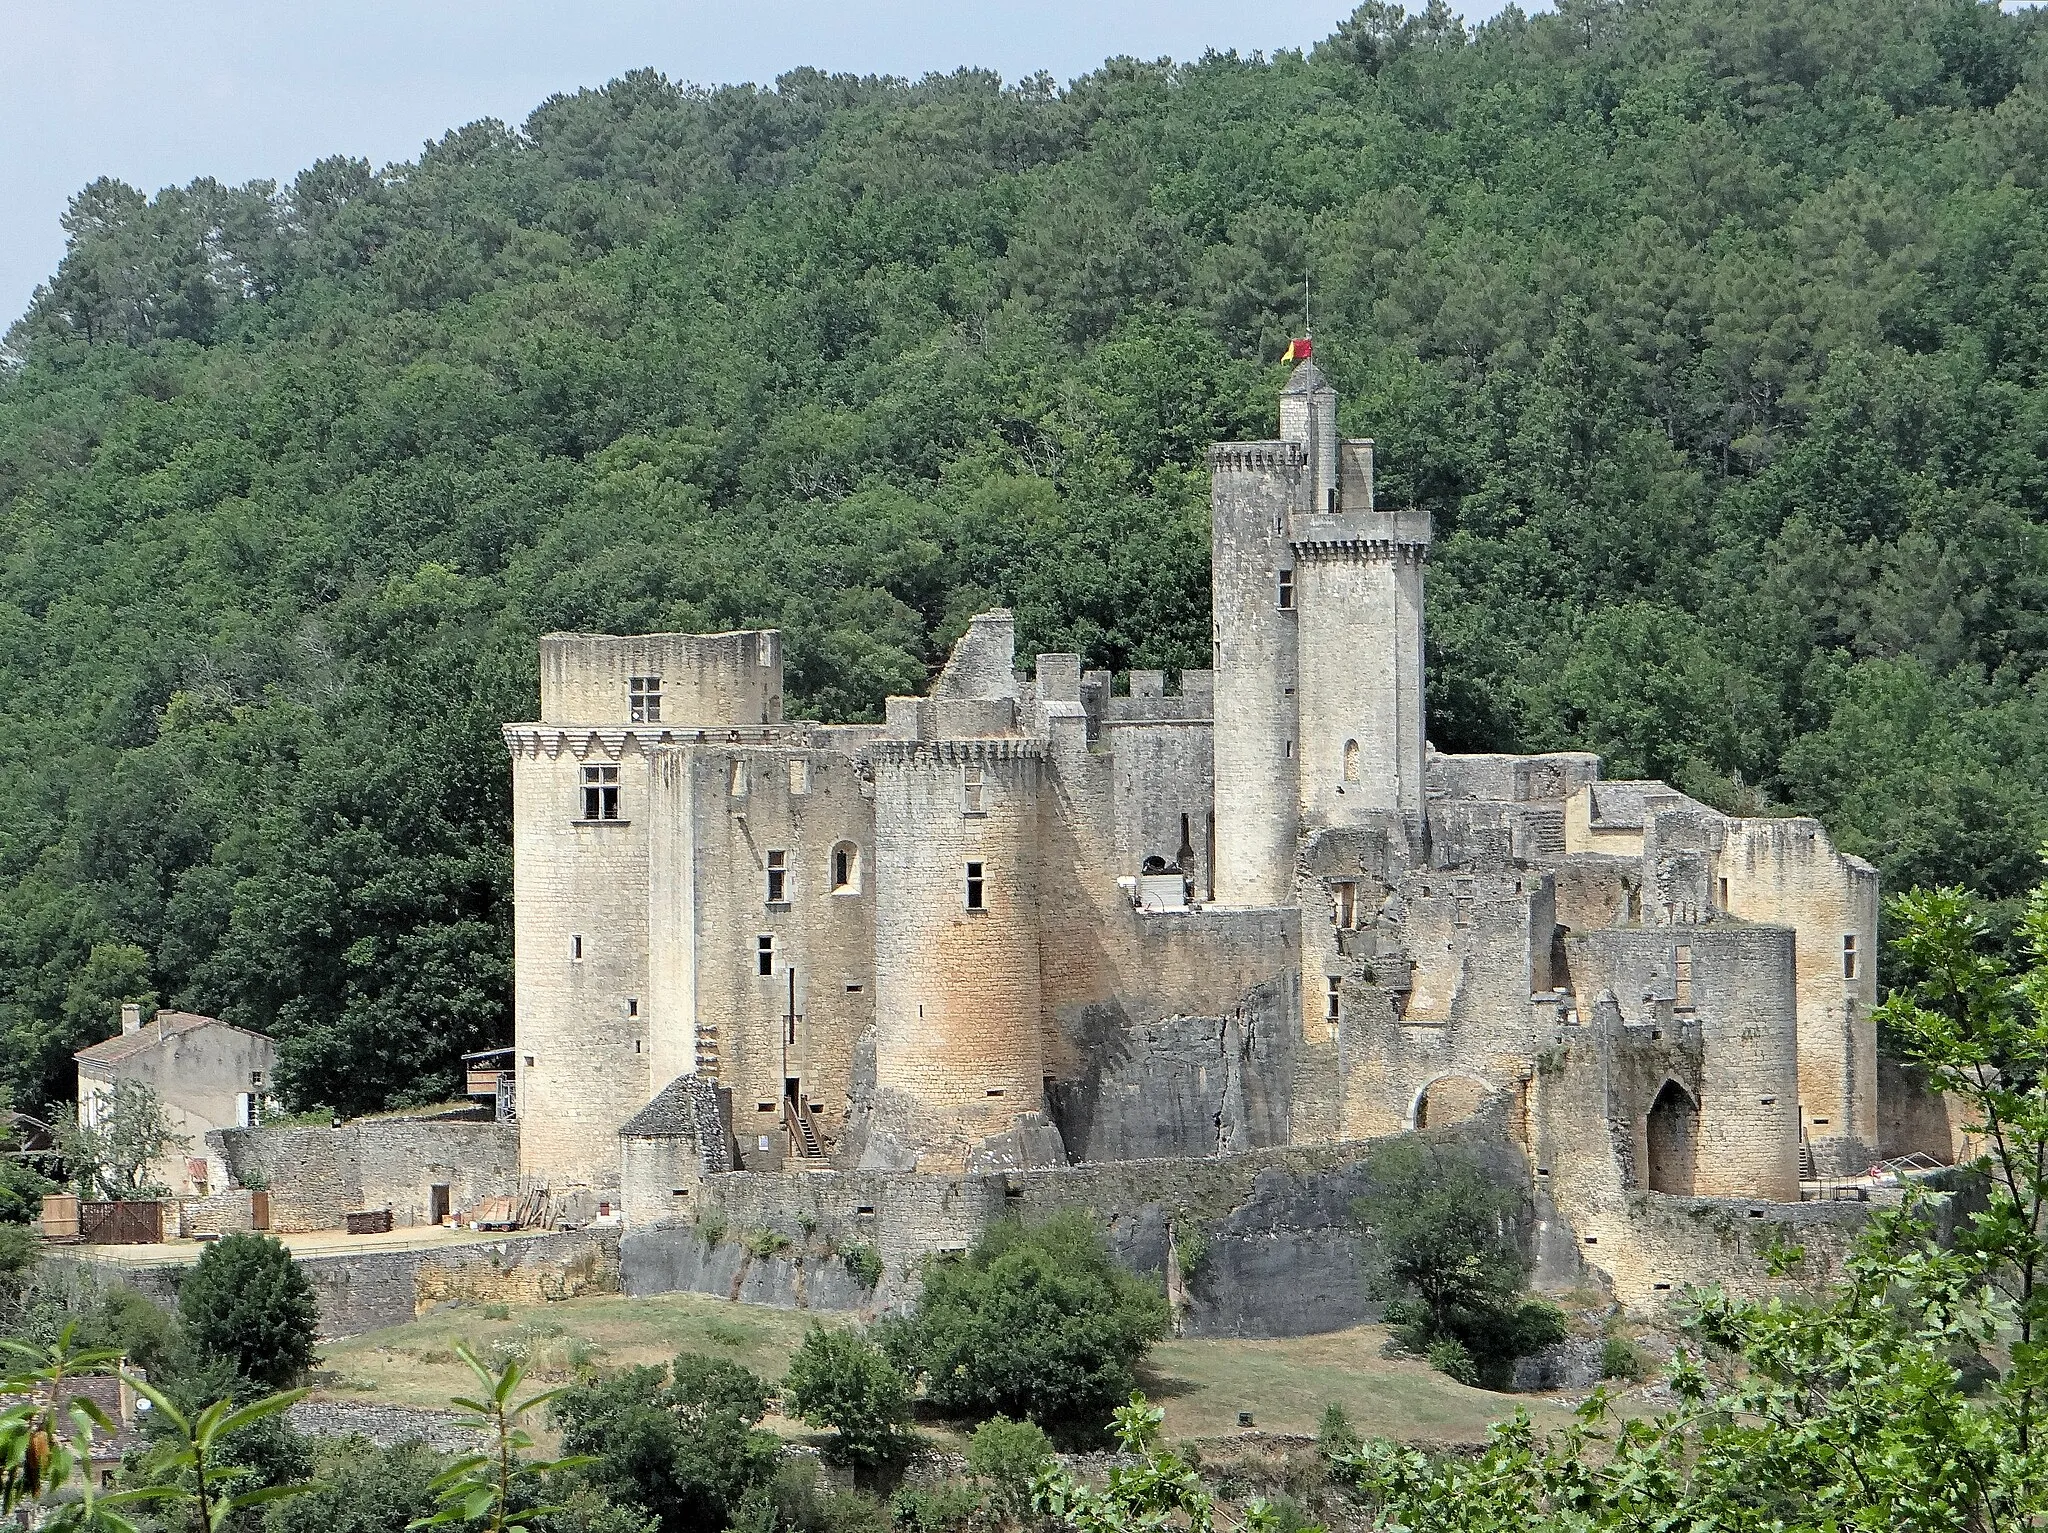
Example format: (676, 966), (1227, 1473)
(1207, 441), (1308, 474)
(868, 737), (1043, 767)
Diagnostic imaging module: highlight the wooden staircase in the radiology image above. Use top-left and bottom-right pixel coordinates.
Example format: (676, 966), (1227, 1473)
(786, 1096), (826, 1161)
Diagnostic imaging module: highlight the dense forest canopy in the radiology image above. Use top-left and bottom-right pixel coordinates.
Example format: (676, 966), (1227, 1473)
(2, 0), (2045, 1116)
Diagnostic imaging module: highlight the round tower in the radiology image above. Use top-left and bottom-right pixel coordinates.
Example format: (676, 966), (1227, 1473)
(868, 738), (1050, 1169)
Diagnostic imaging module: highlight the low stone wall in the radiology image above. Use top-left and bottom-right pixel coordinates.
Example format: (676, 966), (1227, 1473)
(1878, 1057), (1974, 1164)
(625, 1119), (1537, 1338)
(60, 1230), (620, 1340)
(211, 1121), (519, 1232)
(177, 1190), (266, 1237)
(287, 1401), (483, 1451)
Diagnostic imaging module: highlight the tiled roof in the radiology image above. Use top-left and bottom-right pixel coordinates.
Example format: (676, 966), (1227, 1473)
(74, 1011), (267, 1067)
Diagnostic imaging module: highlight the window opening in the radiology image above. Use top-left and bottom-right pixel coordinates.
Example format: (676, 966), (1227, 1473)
(581, 764), (620, 820)
(1718, 876), (1730, 909)
(1342, 739), (1360, 782)
(756, 934), (774, 976)
(626, 997), (638, 1018)
(965, 861), (986, 911)
(629, 675), (662, 723)
(1277, 569), (1294, 610)
(789, 759), (810, 795)
(571, 934), (583, 961)
(1325, 976), (1341, 1024)
(963, 764), (986, 816)
(832, 843), (855, 891)
(729, 760), (749, 798)
(766, 849), (787, 904)
(1843, 933), (1859, 980)
(1333, 882), (1357, 929)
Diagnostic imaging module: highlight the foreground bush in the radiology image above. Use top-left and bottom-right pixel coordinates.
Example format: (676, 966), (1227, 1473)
(177, 1232), (319, 1389)
(889, 1211), (1168, 1439)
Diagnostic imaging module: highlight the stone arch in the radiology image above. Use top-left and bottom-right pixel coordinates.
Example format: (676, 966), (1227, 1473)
(829, 840), (861, 894)
(1645, 1079), (1699, 1195)
(1412, 1073), (1494, 1130)
(1342, 739), (1361, 782)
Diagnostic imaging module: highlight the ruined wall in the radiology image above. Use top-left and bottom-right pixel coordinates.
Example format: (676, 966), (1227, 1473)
(1108, 707), (1213, 895)
(212, 1121), (519, 1233)
(651, 742), (876, 1168)
(1878, 1057), (1975, 1164)
(1566, 924), (1802, 1200)
(1714, 818), (1880, 1177)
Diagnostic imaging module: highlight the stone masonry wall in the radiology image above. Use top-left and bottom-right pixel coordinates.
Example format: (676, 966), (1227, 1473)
(212, 1121), (518, 1232)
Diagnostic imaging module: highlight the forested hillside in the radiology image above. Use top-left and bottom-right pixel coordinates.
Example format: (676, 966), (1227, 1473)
(3, 0), (2045, 1115)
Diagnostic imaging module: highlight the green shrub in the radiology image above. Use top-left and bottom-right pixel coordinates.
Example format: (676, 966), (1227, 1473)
(966, 1414), (1053, 1518)
(890, 1483), (980, 1533)
(481, 1302), (511, 1321)
(1601, 1335), (1646, 1381)
(1316, 1402), (1360, 1456)
(741, 1227), (793, 1259)
(1427, 1337), (1479, 1387)
(782, 1324), (913, 1468)
(698, 1208), (728, 1247)
(177, 1232), (318, 1388)
(841, 1242), (884, 1289)
(1357, 1141), (1560, 1390)
(1173, 1223), (1208, 1283)
(894, 1211), (1168, 1440)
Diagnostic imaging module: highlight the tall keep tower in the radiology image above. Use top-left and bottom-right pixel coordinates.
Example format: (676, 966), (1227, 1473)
(1209, 359), (1431, 905)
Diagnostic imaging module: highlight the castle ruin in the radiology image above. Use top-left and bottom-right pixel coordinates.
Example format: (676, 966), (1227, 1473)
(502, 360), (1879, 1297)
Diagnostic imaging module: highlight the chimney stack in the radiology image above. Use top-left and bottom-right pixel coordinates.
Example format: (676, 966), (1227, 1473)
(120, 1002), (142, 1036)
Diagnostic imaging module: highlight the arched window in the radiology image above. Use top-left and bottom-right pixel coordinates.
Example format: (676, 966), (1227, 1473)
(1342, 739), (1360, 782)
(830, 842), (861, 894)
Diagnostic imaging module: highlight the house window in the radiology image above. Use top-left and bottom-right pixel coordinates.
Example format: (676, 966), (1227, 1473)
(1843, 933), (1859, 980)
(1333, 882), (1357, 929)
(831, 842), (859, 893)
(1277, 569), (1294, 610)
(965, 861), (986, 911)
(757, 935), (774, 976)
(766, 850), (788, 904)
(581, 764), (620, 820)
(963, 764), (986, 816)
(236, 1092), (256, 1128)
(1326, 976), (1341, 1024)
(629, 675), (662, 723)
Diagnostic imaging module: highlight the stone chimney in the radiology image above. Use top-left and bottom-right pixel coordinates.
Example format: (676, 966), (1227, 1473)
(119, 1002), (142, 1035)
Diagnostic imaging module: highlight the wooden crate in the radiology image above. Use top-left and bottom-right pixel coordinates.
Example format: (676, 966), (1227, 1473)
(345, 1208), (393, 1235)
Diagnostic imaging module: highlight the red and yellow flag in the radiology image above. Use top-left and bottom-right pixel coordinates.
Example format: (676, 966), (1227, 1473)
(1280, 337), (1313, 363)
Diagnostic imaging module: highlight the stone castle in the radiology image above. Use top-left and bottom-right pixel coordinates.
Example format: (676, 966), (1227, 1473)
(503, 360), (1879, 1275)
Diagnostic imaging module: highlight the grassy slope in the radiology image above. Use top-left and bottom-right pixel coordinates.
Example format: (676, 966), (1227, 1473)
(315, 1291), (1581, 1445)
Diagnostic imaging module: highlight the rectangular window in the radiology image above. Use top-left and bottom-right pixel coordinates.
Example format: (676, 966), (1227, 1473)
(965, 861), (986, 911)
(629, 675), (662, 723)
(1277, 569), (1294, 610)
(1718, 876), (1730, 909)
(766, 850), (787, 904)
(626, 997), (638, 1018)
(571, 934), (583, 961)
(1333, 882), (1357, 929)
(581, 764), (620, 820)
(1325, 976), (1341, 1023)
(729, 760), (749, 798)
(1843, 933), (1859, 980)
(963, 764), (986, 816)
(757, 934), (774, 976)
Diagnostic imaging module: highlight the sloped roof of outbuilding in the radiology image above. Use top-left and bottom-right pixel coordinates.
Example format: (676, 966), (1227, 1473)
(74, 1011), (272, 1067)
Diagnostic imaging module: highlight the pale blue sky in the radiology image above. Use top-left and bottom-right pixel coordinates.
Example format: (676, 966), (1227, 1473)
(0, 1), (1535, 330)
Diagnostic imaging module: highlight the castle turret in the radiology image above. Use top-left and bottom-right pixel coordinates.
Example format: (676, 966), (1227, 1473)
(1209, 361), (1430, 902)
(863, 615), (1064, 1171)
